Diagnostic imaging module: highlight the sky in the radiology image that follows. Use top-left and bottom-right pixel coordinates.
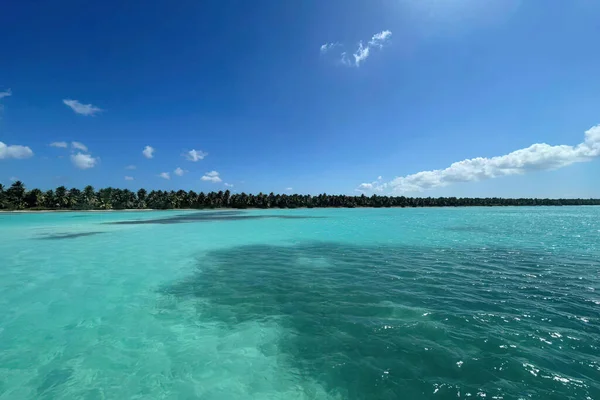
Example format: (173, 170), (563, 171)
(1, 0), (600, 197)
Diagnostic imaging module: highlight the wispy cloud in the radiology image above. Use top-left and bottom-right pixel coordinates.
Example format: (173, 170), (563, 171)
(9, 176), (18, 182)
(320, 42), (339, 54)
(159, 172), (170, 180)
(0, 89), (11, 115)
(71, 153), (98, 169)
(285, 187), (293, 191)
(63, 99), (102, 116)
(358, 125), (600, 194)
(349, 42), (370, 66)
(184, 149), (208, 162)
(201, 170), (222, 183)
(50, 141), (68, 148)
(0, 89), (12, 99)
(224, 183), (234, 188)
(0, 142), (34, 160)
(71, 141), (88, 152)
(143, 146), (155, 159)
(174, 167), (187, 176)
(325, 30), (392, 67)
(369, 30), (392, 48)
(125, 165), (136, 170)
(125, 176), (134, 181)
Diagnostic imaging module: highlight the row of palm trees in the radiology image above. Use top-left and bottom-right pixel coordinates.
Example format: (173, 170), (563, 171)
(1, 181), (599, 210)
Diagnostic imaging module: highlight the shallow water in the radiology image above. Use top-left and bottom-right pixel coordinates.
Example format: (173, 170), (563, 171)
(0, 208), (599, 399)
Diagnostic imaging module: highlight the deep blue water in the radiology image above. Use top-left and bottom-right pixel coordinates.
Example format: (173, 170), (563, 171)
(0, 207), (599, 399)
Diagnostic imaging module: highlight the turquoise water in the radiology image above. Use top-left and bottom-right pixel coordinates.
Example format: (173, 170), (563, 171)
(0, 208), (599, 399)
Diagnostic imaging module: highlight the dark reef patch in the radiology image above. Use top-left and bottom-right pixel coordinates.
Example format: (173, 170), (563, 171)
(159, 241), (599, 400)
(37, 231), (104, 240)
(108, 211), (325, 225)
(36, 367), (74, 397)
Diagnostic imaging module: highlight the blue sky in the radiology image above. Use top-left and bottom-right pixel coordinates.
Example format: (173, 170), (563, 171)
(1, 0), (599, 197)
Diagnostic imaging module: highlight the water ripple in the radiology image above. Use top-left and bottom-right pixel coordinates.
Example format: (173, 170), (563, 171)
(161, 241), (600, 399)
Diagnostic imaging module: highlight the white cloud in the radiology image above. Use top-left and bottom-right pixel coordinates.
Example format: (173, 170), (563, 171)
(330, 30), (392, 67)
(285, 187), (293, 191)
(9, 176), (18, 182)
(224, 183), (234, 187)
(358, 124), (600, 194)
(143, 146), (155, 159)
(125, 176), (134, 181)
(159, 172), (170, 180)
(320, 42), (339, 54)
(174, 167), (187, 176)
(0, 142), (34, 160)
(201, 170), (222, 183)
(70, 152), (98, 169)
(63, 99), (102, 116)
(369, 30), (392, 48)
(353, 41), (370, 66)
(185, 149), (208, 162)
(71, 141), (88, 152)
(125, 165), (136, 170)
(50, 141), (68, 148)
(0, 89), (11, 115)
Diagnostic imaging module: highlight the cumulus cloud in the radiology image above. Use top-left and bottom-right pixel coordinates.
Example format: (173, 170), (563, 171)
(50, 141), (68, 148)
(224, 183), (234, 188)
(358, 125), (600, 194)
(143, 146), (155, 159)
(71, 141), (88, 152)
(63, 99), (102, 116)
(159, 172), (170, 180)
(125, 176), (134, 181)
(324, 30), (392, 67)
(70, 152), (98, 169)
(201, 170), (222, 183)
(174, 167), (187, 176)
(185, 149), (208, 162)
(0, 142), (34, 160)
(357, 177), (385, 192)
(125, 165), (136, 170)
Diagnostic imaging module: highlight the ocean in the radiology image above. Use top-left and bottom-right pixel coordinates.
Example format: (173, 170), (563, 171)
(0, 207), (598, 399)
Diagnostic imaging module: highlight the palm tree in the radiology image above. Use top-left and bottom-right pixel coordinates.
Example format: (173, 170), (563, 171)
(24, 188), (44, 208)
(43, 190), (56, 209)
(0, 183), (6, 209)
(96, 188), (113, 210)
(176, 190), (188, 208)
(137, 188), (147, 209)
(6, 181), (26, 210)
(67, 188), (82, 209)
(83, 185), (96, 209)
(55, 186), (68, 209)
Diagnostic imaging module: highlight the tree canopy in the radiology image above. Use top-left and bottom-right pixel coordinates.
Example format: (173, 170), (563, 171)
(1, 181), (599, 211)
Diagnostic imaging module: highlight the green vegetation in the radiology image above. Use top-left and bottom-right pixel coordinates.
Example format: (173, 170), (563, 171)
(1, 181), (599, 211)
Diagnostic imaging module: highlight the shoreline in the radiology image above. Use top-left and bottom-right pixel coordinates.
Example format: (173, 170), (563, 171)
(0, 209), (158, 214)
(1, 204), (599, 214)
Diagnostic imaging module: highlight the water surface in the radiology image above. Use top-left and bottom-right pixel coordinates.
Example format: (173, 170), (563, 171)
(0, 208), (599, 399)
